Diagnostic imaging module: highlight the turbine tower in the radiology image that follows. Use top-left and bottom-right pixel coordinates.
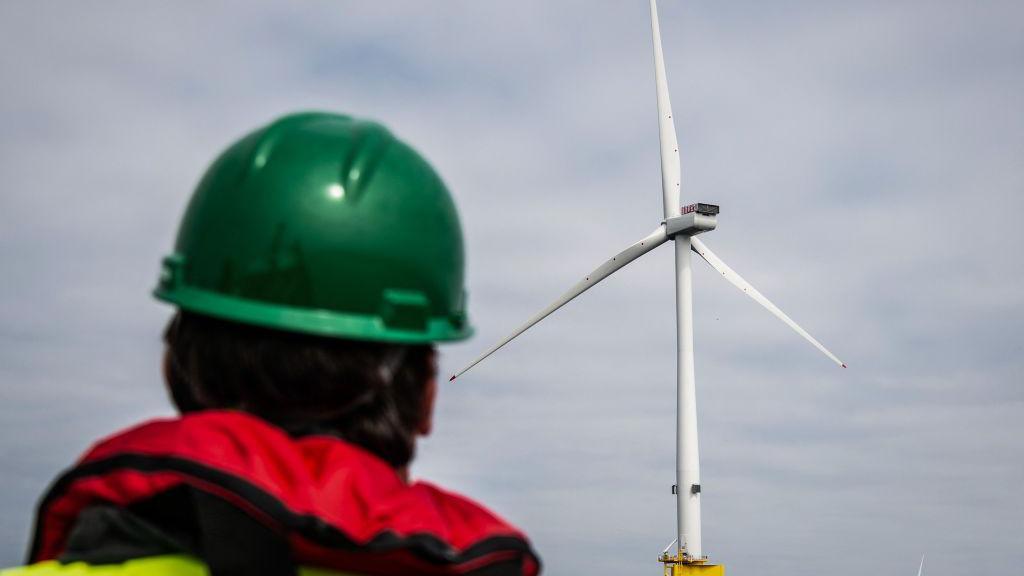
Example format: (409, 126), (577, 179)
(451, 2), (845, 574)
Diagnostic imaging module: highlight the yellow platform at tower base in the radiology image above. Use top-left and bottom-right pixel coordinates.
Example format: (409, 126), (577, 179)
(659, 554), (724, 576)
(663, 564), (724, 576)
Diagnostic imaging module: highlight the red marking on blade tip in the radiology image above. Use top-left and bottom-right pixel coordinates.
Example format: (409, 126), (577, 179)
(841, 363), (847, 369)
(449, 375), (456, 382)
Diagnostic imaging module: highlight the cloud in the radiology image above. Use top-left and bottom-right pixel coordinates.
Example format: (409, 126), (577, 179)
(2, 1), (1023, 574)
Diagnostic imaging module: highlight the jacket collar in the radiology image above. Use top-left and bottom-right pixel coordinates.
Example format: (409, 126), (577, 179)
(31, 411), (539, 576)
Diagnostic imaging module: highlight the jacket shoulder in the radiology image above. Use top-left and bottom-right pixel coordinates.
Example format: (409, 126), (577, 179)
(34, 413), (540, 575)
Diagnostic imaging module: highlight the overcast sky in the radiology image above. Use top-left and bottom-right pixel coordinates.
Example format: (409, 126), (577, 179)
(1, 1), (1022, 575)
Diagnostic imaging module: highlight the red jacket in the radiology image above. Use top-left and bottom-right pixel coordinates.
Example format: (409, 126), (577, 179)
(31, 411), (540, 576)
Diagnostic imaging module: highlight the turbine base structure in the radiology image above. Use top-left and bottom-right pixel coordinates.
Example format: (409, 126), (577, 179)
(658, 553), (725, 576)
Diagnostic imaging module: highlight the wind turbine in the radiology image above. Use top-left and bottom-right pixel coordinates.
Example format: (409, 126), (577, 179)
(451, 1), (845, 573)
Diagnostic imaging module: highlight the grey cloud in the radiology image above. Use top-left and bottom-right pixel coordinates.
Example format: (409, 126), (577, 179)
(2, 1), (1022, 575)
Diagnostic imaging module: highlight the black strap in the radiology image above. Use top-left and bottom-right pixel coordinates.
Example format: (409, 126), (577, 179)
(57, 487), (296, 576)
(191, 489), (297, 576)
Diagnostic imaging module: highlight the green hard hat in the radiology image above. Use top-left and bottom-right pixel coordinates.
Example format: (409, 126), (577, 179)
(154, 112), (472, 343)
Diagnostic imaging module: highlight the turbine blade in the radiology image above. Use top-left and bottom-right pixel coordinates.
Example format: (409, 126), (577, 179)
(917, 555), (924, 576)
(650, 0), (682, 219)
(690, 237), (846, 368)
(450, 225), (670, 381)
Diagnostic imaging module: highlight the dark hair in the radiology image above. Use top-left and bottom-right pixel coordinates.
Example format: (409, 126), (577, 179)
(163, 311), (436, 468)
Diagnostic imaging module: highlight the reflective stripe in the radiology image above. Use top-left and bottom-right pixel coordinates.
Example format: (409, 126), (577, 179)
(2, 557), (357, 576)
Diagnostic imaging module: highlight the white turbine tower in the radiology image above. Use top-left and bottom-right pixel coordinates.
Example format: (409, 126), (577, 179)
(451, 1), (845, 573)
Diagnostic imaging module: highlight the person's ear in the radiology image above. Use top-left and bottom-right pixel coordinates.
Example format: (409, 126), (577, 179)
(417, 377), (437, 436)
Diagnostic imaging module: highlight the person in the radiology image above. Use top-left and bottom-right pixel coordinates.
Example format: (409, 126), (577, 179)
(3, 112), (540, 576)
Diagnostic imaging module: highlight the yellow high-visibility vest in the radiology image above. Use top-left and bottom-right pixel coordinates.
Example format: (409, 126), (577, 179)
(2, 556), (354, 576)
